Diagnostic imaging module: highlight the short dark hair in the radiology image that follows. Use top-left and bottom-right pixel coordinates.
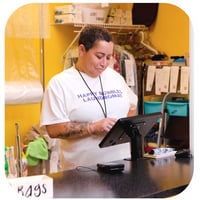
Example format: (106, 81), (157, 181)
(78, 25), (113, 51)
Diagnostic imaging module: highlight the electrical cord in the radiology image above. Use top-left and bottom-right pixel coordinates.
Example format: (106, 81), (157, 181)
(76, 166), (97, 172)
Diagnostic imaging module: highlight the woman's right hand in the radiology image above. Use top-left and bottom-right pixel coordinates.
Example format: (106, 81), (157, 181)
(89, 117), (117, 135)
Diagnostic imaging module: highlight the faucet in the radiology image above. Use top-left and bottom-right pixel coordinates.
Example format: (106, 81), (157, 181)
(157, 92), (177, 147)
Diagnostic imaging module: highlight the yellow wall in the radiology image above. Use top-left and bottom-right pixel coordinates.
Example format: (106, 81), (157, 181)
(44, 3), (75, 86)
(5, 4), (43, 147)
(150, 3), (189, 57)
(5, 3), (189, 147)
(5, 105), (41, 146)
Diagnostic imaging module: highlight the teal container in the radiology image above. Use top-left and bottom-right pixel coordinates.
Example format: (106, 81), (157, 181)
(166, 101), (189, 116)
(144, 101), (189, 116)
(144, 101), (162, 114)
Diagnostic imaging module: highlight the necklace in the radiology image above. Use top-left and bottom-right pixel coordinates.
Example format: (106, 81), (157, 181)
(77, 69), (107, 118)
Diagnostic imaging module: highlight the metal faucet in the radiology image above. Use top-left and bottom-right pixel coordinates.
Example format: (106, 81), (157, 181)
(157, 92), (176, 147)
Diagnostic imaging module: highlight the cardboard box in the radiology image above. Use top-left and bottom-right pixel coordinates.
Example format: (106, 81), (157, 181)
(107, 16), (121, 24)
(54, 13), (82, 24)
(109, 8), (123, 17)
(82, 7), (109, 24)
(120, 16), (132, 25)
(54, 4), (81, 15)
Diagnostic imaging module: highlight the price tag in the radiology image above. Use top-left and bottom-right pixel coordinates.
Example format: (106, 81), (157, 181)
(7, 175), (53, 198)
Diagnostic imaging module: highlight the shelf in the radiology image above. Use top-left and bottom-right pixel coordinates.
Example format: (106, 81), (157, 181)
(59, 22), (148, 65)
(52, 22), (148, 31)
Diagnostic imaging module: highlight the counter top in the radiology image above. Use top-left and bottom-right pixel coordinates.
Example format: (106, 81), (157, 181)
(48, 156), (193, 198)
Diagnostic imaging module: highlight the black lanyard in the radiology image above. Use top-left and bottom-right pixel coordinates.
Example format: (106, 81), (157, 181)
(77, 69), (107, 118)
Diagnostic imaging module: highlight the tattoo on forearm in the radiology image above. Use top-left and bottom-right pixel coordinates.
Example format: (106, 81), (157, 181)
(57, 122), (89, 139)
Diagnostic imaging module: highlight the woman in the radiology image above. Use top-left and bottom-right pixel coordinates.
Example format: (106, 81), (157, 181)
(40, 25), (138, 171)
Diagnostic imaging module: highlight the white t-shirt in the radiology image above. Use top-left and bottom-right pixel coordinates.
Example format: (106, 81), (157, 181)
(40, 66), (138, 170)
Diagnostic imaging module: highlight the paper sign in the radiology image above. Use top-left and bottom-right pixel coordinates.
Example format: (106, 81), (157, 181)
(180, 66), (189, 94)
(161, 66), (170, 92)
(155, 67), (170, 94)
(7, 175), (53, 198)
(170, 66), (179, 93)
(125, 59), (135, 86)
(146, 65), (156, 91)
(155, 68), (162, 95)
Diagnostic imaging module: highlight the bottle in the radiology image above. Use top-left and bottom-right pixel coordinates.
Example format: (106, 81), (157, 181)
(7, 146), (17, 178)
(21, 151), (28, 176)
(149, 147), (174, 155)
(4, 146), (9, 177)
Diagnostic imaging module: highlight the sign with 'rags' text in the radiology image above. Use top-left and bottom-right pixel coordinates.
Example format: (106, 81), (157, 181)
(7, 175), (53, 198)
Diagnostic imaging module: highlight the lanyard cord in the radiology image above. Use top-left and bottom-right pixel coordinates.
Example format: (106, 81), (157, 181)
(77, 69), (107, 118)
